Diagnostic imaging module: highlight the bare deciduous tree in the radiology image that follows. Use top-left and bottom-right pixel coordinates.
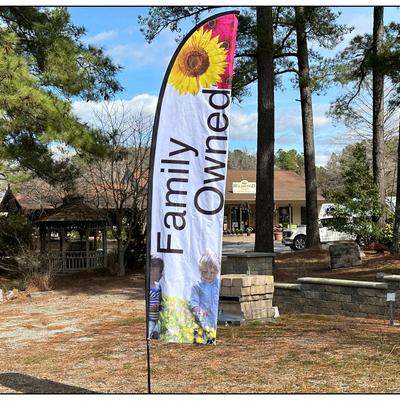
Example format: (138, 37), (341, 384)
(78, 102), (151, 276)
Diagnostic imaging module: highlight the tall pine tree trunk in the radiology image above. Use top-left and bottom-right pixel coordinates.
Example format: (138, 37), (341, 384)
(372, 6), (385, 227)
(295, 6), (320, 248)
(254, 6), (275, 253)
(391, 120), (400, 255)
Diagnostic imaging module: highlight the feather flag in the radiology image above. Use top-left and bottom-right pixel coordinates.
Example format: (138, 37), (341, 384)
(146, 11), (239, 344)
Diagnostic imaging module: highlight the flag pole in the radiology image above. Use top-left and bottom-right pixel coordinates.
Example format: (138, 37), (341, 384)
(145, 268), (151, 393)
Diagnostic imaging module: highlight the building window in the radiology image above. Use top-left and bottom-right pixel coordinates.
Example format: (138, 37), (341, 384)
(278, 207), (291, 224)
(301, 207), (306, 225)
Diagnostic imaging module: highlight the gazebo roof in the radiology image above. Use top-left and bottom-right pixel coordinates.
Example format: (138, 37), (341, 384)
(37, 195), (106, 224)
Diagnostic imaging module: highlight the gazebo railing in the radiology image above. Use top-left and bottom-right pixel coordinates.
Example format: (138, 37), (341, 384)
(46, 250), (104, 273)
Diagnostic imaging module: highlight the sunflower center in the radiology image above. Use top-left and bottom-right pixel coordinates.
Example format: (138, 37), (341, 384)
(185, 49), (210, 77)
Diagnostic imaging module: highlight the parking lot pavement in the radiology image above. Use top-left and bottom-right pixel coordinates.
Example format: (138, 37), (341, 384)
(222, 241), (291, 254)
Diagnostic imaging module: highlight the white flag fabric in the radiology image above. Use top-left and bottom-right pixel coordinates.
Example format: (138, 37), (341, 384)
(147, 12), (238, 344)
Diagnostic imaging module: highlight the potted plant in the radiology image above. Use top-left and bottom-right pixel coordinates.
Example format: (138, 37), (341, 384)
(274, 225), (283, 241)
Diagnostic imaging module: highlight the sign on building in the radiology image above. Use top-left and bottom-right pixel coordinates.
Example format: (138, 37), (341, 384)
(232, 180), (256, 194)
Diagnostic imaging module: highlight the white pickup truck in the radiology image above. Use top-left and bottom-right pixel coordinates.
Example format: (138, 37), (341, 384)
(281, 204), (355, 251)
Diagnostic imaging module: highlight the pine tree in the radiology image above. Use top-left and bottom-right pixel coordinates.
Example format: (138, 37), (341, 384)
(327, 143), (382, 244)
(0, 7), (122, 186)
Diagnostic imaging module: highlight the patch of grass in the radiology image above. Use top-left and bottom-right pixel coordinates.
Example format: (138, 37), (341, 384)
(91, 351), (113, 361)
(22, 350), (60, 366)
(115, 316), (145, 326)
(243, 320), (263, 327)
(301, 359), (316, 366)
(0, 278), (26, 292)
(23, 354), (46, 365)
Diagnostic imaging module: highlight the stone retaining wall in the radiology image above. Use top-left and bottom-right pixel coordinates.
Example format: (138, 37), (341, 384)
(274, 275), (400, 318)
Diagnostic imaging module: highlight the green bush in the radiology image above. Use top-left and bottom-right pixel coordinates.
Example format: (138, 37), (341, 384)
(378, 222), (393, 247)
(0, 215), (33, 257)
(325, 143), (383, 246)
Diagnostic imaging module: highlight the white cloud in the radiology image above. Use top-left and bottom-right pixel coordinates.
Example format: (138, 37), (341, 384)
(85, 30), (118, 44)
(230, 111), (257, 141)
(315, 153), (331, 167)
(335, 14), (372, 52)
(107, 31), (176, 69)
(49, 142), (76, 160)
(72, 94), (158, 127)
(230, 103), (331, 145)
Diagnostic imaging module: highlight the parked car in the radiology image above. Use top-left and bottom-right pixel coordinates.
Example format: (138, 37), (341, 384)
(282, 217), (355, 251)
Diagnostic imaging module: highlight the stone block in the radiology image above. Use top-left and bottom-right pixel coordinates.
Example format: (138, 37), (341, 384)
(357, 288), (380, 297)
(239, 293), (273, 302)
(350, 293), (367, 304)
(340, 287), (357, 295)
(365, 296), (387, 307)
(230, 286), (251, 297)
(232, 276), (253, 287)
(303, 291), (321, 300)
(220, 286), (232, 296)
(337, 294), (352, 303)
(341, 302), (361, 313)
(321, 292), (341, 302)
(247, 300), (273, 319)
(329, 242), (362, 269)
(323, 285), (342, 294)
(221, 277), (233, 287)
(250, 284), (273, 295)
(359, 303), (384, 316)
(302, 305), (317, 313)
(251, 275), (273, 286)
(315, 299), (342, 311)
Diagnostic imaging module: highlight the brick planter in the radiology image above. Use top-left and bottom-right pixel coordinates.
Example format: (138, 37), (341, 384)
(221, 252), (275, 275)
(218, 274), (275, 324)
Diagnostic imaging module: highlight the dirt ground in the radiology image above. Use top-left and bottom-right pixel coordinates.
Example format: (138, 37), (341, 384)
(1, 259), (400, 393)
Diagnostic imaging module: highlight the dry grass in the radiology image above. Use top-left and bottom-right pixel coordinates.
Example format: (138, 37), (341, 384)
(0, 269), (400, 393)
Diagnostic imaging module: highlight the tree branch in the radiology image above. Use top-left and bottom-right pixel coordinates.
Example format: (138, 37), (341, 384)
(275, 68), (298, 76)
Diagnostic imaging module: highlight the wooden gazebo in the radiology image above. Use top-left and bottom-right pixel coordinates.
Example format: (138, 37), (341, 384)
(37, 195), (107, 273)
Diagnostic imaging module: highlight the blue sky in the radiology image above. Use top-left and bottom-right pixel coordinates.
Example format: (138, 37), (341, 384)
(69, 6), (400, 166)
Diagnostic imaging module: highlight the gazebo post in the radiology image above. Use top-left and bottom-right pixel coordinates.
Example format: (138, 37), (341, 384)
(85, 227), (90, 269)
(39, 226), (46, 252)
(60, 227), (66, 272)
(103, 226), (107, 269)
(48, 230), (52, 251)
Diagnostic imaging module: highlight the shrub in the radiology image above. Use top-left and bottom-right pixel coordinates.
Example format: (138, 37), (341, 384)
(0, 215), (33, 257)
(1, 250), (55, 291)
(326, 143), (383, 246)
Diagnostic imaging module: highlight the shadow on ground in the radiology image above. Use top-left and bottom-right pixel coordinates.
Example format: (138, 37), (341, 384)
(0, 373), (96, 393)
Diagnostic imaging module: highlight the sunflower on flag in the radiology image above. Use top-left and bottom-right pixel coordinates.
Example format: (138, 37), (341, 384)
(168, 27), (228, 96)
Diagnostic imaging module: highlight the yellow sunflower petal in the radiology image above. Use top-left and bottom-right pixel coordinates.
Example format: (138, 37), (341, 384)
(168, 26), (228, 95)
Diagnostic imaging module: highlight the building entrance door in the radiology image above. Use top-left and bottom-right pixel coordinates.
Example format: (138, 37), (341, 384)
(230, 206), (249, 231)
